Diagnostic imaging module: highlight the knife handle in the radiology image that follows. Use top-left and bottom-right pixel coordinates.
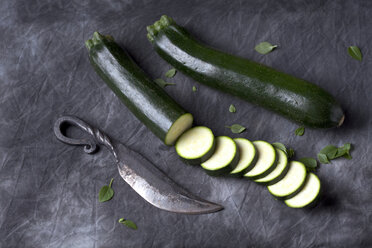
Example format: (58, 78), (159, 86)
(54, 115), (117, 159)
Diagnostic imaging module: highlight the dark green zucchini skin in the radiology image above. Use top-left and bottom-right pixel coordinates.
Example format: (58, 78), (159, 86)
(86, 32), (190, 144)
(147, 16), (345, 128)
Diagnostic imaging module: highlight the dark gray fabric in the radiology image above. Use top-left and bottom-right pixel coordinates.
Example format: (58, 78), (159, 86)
(1, 0), (371, 247)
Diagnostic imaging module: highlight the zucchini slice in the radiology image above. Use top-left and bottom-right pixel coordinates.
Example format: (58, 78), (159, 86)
(254, 148), (288, 185)
(86, 32), (193, 146)
(244, 141), (277, 180)
(267, 161), (307, 199)
(230, 138), (257, 177)
(147, 15), (345, 128)
(285, 173), (321, 208)
(201, 136), (239, 176)
(175, 126), (215, 165)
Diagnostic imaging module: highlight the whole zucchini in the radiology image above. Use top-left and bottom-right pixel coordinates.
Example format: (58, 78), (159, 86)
(147, 16), (344, 128)
(86, 32), (193, 145)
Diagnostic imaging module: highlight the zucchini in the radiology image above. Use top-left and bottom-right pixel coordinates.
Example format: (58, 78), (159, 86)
(147, 16), (345, 128)
(254, 148), (288, 185)
(244, 141), (277, 180)
(175, 126), (215, 165)
(86, 32), (193, 145)
(267, 161), (307, 199)
(230, 138), (257, 177)
(201, 136), (239, 176)
(285, 173), (321, 208)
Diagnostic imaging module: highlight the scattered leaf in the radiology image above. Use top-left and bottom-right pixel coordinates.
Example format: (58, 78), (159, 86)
(272, 142), (287, 154)
(318, 143), (352, 163)
(99, 178), (114, 202)
(225, 124), (246, 134)
(229, 104), (236, 113)
(255, 42), (278, 55)
(319, 145), (338, 159)
(165, 68), (177, 78)
(154, 78), (176, 88)
(348, 46), (362, 61)
(295, 126), (305, 136)
(272, 142), (295, 158)
(287, 148), (295, 158)
(317, 153), (330, 164)
(334, 143), (352, 159)
(192, 86), (197, 92)
(118, 218), (137, 230)
(299, 157), (317, 172)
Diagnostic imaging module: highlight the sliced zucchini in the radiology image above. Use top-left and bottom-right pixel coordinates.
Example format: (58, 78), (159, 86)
(201, 136), (239, 176)
(165, 113), (194, 145)
(244, 141), (277, 180)
(285, 173), (321, 208)
(267, 161), (307, 199)
(230, 138), (257, 177)
(175, 126), (215, 165)
(254, 148), (288, 185)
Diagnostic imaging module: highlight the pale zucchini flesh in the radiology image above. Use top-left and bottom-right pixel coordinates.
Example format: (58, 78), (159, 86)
(201, 136), (239, 176)
(165, 113), (194, 145)
(244, 141), (277, 180)
(175, 126), (215, 164)
(230, 138), (257, 176)
(254, 148), (288, 184)
(267, 161), (307, 199)
(285, 173), (321, 208)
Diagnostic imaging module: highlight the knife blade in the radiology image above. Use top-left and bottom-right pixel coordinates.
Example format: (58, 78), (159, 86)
(54, 115), (223, 214)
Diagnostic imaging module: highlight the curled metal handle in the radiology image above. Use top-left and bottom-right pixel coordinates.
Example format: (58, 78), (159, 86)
(54, 115), (117, 159)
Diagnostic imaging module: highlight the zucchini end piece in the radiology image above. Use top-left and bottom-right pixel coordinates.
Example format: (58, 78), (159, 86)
(164, 113), (193, 146)
(147, 15), (174, 42)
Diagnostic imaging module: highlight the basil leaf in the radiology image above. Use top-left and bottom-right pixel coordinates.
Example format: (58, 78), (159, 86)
(99, 178), (114, 202)
(348, 46), (362, 61)
(225, 124), (246, 134)
(165, 68), (177, 78)
(272, 142), (287, 154)
(287, 148), (295, 158)
(295, 126), (305, 136)
(317, 153), (330, 164)
(154, 78), (176, 88)
(335, 143), (352, 159)
(192, 86), (197, 92)
(118, 218), (138, 230)
(319, 145), (338, 159)
(255, 42), (278, 55)
(272, 142), (294, 158)
(299, 157), (317, 172)
(229, 104), (236, 113)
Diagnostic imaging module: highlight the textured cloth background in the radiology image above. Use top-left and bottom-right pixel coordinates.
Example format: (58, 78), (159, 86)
(0, 0), (371, 247)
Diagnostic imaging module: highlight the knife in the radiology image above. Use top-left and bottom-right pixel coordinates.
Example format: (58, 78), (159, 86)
(53, 115), (223, 214)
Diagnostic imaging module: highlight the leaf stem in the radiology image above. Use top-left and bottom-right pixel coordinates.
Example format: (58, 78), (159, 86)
(109, 178), (114, 188)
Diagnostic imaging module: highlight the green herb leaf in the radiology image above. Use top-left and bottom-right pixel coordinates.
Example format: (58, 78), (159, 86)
(154, 78), (176, 88)
(334, 143), (352, 159)
(272, 142), (287, 154)
(254, 42), (278, 55)
(118, 218), (137, 230)
(295, 126), (305, 136)
(287, 148), (295, 158)
(348, 46), (362, 61)
(272, 142), (294, 158)
(99, 178), (114, 202)
(165, 68), (177, 78)
(225, 124), (246, 134)
(229, 104), (236, 113)
(317, 153), (330, 164)
(192, 86), (197, 92)
(299, 157), (317, 172)
(319, 145), (338, 159)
